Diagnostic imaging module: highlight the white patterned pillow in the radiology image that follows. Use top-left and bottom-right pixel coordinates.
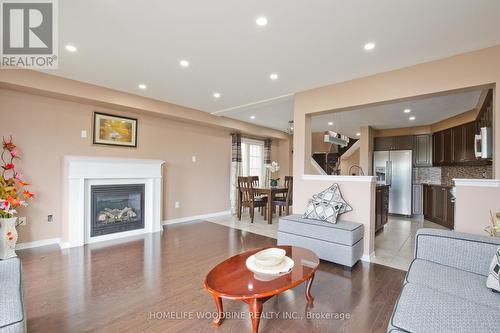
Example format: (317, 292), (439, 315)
(486, 246), (500, 292)
(302, 184), (352, 223)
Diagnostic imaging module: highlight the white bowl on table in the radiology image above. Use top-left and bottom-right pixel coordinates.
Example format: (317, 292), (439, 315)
(253, 248), (286, 267)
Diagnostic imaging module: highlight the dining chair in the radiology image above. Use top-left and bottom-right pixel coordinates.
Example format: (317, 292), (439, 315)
(249, 175), (268, 216)
(273, 176), (293, 216)
(238, 176), (267, 223)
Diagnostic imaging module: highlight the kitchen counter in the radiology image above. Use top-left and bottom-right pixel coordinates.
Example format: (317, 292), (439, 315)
(417, 182), (453, 188)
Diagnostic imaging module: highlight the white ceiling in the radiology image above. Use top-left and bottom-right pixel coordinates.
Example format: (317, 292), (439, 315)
(50, 0), (500, 131)
(311, 89), (483, 137)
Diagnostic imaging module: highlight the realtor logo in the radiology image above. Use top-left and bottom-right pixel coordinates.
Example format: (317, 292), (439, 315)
(1, 0), (58, 69)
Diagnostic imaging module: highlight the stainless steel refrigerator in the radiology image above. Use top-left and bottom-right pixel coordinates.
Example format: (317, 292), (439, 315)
(373, 150), (412, 216)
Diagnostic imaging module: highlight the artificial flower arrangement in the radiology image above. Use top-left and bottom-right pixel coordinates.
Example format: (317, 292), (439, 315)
(0, 136), (34, 219)
(265, 161), (280, 187)
(486, 211), (500, 237)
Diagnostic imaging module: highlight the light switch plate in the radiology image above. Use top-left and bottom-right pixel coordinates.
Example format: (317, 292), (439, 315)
(81, 130), (87, 138)
(192, 156), (196, 162)
(175, 201), (180, 209)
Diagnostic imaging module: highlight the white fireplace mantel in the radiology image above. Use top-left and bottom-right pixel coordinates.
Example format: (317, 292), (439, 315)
(62, 156), (164, 248)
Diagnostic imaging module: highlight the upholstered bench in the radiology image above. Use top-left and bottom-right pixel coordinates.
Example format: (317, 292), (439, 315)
(277, 214), (364, 268)
(0, 258), (25, 333)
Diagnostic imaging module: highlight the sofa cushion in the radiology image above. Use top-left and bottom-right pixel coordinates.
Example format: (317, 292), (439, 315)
(391, 283), (500, 333)
(0, 258), (24, 331)
(279, 214), (363, 246)
(405, 259), (500, 311)
(486, 246), (500, 292)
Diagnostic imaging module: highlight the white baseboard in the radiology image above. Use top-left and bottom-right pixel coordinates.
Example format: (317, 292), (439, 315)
(162, 210), (232, 225)
(16, 238), (61, 250)
(361, 252), (375, 263)
(59, 242), (71, 249)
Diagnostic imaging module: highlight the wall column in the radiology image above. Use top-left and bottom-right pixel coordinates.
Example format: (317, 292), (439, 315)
(359, 126), (374, 176)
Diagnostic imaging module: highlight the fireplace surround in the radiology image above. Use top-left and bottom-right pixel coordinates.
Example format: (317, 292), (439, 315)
(63, 156), (164, 248)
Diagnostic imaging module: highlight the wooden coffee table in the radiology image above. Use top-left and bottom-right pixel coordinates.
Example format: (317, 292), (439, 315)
(204, 246), (319, 333)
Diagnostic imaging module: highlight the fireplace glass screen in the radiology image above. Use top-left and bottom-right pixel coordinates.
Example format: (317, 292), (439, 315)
(90, 184), (145, 237)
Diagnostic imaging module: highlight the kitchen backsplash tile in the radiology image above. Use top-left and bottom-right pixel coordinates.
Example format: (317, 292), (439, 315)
(441, 165), (493, 186)
(413, 167), (442, 185)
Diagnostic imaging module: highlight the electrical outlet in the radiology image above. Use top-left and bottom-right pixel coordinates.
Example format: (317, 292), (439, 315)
(192, 155), (196, 163)
(18, 217), (27, 226)
(47, 214), (53, 223)
(175, 201), (180, 209)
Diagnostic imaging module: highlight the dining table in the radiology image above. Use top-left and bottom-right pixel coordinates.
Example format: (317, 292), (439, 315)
(238, 185), (288, 224)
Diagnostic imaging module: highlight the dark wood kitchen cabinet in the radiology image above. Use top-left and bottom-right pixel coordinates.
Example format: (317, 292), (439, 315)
(413, 134), (432, 167)
(423, 184), (454, 229)
(375, 185), (389, 232)
(463, 121), (478, 162)
(374, 135), (413, 151)
(432, 131), (444, 165)
(374, 137), (394, 151)
(432, 121), (488, 166)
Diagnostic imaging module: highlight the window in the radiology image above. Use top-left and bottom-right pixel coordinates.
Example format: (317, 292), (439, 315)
(241, 139), (265, 183)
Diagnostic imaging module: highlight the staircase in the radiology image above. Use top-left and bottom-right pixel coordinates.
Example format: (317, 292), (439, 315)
(312, 138), (358, 175)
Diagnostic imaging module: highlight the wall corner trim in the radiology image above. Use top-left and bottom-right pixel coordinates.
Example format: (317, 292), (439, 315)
(361, 252), (375, 263)
(302, 175), (376, 182)
(453, 178), (500, 187)
(162, 210), (232, 225)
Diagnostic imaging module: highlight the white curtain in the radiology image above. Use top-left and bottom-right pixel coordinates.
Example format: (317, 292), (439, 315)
(230, 133), (242, 214)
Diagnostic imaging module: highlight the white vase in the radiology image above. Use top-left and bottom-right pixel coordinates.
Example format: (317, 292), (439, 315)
(0, 217), (18, 260)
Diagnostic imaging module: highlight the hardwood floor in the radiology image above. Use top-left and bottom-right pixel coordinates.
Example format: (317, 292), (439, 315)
(18, 221), (405, 333)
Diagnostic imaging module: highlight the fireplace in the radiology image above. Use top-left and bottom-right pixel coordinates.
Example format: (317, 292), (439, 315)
(90, 184), (145, 237)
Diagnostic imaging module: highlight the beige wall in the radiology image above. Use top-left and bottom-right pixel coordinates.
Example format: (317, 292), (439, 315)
(454, 185), (500, 235)
(294, 45), (500, 239)
(375, 125), (432, 137)
(311, 132), (333, 153)
(0, 89), (290, 243)
(359, 126), (374, 176)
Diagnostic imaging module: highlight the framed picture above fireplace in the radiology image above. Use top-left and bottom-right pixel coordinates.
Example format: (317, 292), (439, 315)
(93, 112), (138, 147)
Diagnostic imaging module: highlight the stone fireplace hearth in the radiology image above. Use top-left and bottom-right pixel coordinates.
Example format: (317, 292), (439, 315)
(63, 156), (164, 248)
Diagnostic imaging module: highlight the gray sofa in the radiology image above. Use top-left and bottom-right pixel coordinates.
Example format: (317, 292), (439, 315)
(0, 258), (25, 333)
(388, 229), (500, 333)
(278, 214), (364, 268)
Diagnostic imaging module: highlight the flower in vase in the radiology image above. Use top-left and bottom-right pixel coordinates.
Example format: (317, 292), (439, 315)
(0, 200), (9, 210)
(2, 137), (16, 151)
(14, 171), (22, 180)
(3, 163), (14, 170)
(23, 190), (35, 199)
(17, 180), (30, 187)
(265, 161), (280, 173)
(10, 149), (18, 158)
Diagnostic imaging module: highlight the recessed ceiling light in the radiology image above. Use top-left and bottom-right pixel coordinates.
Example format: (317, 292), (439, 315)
(256, 17), (268, 26)
(269, 73), (278, 80)
(328, 121), (334, 126)
(138, 83), (147, 90)
(65, 44), (77, 52)
(213, 92), (221, 99)
(250, 115), (256, 120)
(356, 132), (361, 136)
(404, 108), (411, 113)
(409, 116), (416, 121)
(179, 59), (189, 67)
(364, 42), (376, 51)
